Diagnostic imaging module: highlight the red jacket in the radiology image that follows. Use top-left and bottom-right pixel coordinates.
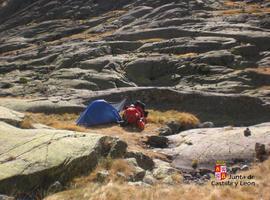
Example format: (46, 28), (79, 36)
(123, 106), (144, 124)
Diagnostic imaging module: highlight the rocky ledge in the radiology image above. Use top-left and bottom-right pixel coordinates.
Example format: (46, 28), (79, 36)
(0, 107), (127, 195)
(0, 0), (269, 104)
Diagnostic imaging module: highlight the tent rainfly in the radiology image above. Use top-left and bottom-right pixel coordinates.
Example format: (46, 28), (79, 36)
(76, 99), (126, 127)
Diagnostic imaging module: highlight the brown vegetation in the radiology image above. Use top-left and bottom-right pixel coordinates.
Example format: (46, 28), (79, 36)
(173, 52), (198, 58)
(94, 124), (170, 161)
(24, 113), (87, 132)
(72, 158), (135, 188)
(220, 7), (270, 15)
(20, 116), (34, 129)
(45, 159), (270, 200)
(217, 1), (270, 15)
(147, 109), (200, 126)
(246, 67), (270, 75)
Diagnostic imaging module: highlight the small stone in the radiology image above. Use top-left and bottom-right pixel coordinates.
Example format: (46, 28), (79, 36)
(162, 176), (174, 185)
(125, 151), (154, 171)
(109, 139), (127, 158)
(183, 173), (193, 180)
(185, 141), (193, 145)
(146, 136), (169, 148)
(128, 181), (150, 187)
(240, 165), (249, 171)
(143, 172), (157, 185)
(158, 126), (173, 136)
(191, 159), (198, 169)
(198, 122), (214, 128)
(244, 128), (251, 137)
(125, 158), (138, 167)
(199, 168), (212, 175)
(153, 159), (177, 179)
(132, 167), (146, 182)
(96, 170), (109, 183)
(202, 174), (211, 180)
(47, 181), (63, 194)
(195, 172), (202, 179)
(230, 166), (240, 173)
(116, 172), (126, 180)
(0, 195), (15, 200)
(166, 121), (182, 133)
(255, 143), (267, 162)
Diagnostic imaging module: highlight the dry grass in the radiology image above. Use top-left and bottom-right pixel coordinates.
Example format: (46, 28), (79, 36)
(258, 85), (270, 90)
(173, 52), (198, 58)
(220, 7), (270, 15)
(147, 109), (200, 126)
(90, 123), (168, 161)
(31, 110), (269, 200)
(45, 159), (270, 200)
(246, 67), (270, 75)
(224, 1), (243, 7)
(23, 112), (167, 160)
(19, 116), (34, 129)
(170, 173), (183, 184)
(72, 158), (135, 188)
(24, 113), (87, 132)
(216, 1), (270, 16)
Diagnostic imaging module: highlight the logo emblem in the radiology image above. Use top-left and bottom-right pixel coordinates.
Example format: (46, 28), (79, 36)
(215, 161), (227, 181)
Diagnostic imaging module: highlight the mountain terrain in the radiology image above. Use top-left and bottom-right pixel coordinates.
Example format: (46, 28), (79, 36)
(0, 0), (270, 199)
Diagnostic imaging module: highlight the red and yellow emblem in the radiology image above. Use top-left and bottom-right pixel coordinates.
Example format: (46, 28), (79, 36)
(215, 161), (227, 180)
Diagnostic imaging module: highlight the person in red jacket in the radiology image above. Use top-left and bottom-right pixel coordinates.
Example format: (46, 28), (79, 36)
(121, 100), (148, 130)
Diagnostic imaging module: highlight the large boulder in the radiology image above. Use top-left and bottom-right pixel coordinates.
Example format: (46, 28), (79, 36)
(125, 151), (154, 171)
(197, 50), (235, 66)
(162, 123), (270, 171)
(232, 44), (259, 57)
(146, 136), (169, 148)
(152, 159), (178, 179)
(0, 122), (127, 195)
(0, 106), (25, 126)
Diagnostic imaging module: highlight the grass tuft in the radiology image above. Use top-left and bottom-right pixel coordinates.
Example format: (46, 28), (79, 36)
(147, 110), (200, 127)
(72, 158), (135, 187)
(20, 116), (34, 129)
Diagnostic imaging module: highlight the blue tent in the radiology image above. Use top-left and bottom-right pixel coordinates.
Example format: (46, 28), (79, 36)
(76, 99), (126, 127)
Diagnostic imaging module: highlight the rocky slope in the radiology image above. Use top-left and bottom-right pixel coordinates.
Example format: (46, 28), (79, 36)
(0, 0), (270, 116)
(0, 0), (270, 199)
